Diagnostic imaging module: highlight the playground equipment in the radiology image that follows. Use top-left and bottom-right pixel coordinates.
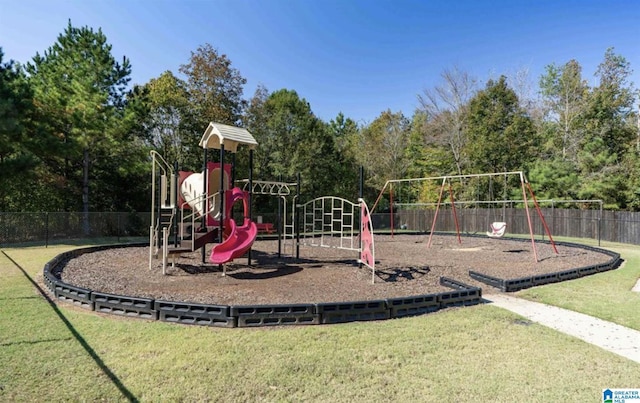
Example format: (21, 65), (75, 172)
(487, 222), (507, 238)
(239, 178), (299, 257)
(237, 171), (376, 282)
(149, 122), (259, 273)
(149, 124), (376, 283)
(210, 187), (258, 274)
(236, 168), (375, 283)
(179, 161), (231, 223)
(372, 171), (558, 262)
(299, 196), (376, 283)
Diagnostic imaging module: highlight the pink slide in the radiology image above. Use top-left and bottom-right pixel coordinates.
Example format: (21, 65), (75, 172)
(209, 188), (258, 264)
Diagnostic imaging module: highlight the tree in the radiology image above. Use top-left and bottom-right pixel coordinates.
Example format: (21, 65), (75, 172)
(176, 44), (248, 174)
(539, 60), (590, 161)
(353, 110), (411, 189)
(0, 48), (37, 210)
(465, 76), (537, 198)
(402, 110), (457, 202)
(179, 43), (246, 128)
(586, 48), (635, 160)
(258, 89), (334, 198)
(418, 67), (477, 175)
(578, 48), (637, 208)
(621, 146), (640, 210)
(245, 88), (344, 198)
(506, 67), (539, 116)
(328, 112), (360, 198)
(142, 70), (193, 167)
(527, 158), (580, 201)
(245, 88), (360, 199)
(243, 84), (271, 178)
(26, 21), (131, 227)
(90, 84), (153, 212)
(404, 111), (429, 180)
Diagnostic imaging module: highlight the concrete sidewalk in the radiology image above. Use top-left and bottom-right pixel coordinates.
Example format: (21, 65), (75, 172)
(485, 294), (640, 364)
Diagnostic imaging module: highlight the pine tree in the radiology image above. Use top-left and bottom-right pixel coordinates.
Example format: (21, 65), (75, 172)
(27, 21), (131, 229)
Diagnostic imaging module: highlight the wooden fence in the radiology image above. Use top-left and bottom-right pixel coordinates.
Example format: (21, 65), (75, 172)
(371, 207), (640, 245)
(1, 208), (638, 246)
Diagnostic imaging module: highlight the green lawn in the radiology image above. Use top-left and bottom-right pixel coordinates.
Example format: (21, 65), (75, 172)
(1, 241), (639, 402)
(518, 238), (640, 330)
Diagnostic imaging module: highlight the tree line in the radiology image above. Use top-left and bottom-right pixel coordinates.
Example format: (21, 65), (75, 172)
(1, 21), (639, 215)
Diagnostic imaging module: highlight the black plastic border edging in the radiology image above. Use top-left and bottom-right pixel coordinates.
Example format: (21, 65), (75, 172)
(92, 292), (157, 319)
(41, 237), (622, 326)
(156, 301), (236, 328)
(41, 243), (486, 328)
(469, 239), (622, 292)
(386, 294), (439, 318)
(316, 300), (390, 324)
(439, 277), (482, 307)
(231, 304), (320, 327)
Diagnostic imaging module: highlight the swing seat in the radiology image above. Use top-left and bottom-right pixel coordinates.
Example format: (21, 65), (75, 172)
(487, 222), (507, 238)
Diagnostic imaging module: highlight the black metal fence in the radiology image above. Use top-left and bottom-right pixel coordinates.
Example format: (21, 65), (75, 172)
(1, 208), (639, 246)
(0, 212), (151, 246)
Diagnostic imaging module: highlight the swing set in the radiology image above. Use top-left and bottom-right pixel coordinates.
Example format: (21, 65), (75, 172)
(371, 171), (558, 262)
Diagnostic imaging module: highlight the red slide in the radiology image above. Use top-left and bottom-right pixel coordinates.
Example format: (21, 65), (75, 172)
(209, 188), (258, 264)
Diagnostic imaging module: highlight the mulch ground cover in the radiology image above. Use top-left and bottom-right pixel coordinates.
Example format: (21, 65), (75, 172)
(60, 234), (612, 305)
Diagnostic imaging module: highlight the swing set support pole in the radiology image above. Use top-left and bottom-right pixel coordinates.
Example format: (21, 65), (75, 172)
(370, 181), (390, 214)
(427, 178), (447, 248)
(390, 183), (395, 238)
(520, 174), (539, 262)
(526, 181), (559, 254)
(449, 181), (461, 244)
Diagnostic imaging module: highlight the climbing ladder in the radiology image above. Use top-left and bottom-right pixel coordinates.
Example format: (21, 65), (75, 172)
(240, 179), (298, 256)
(302, 196), (358, 250)
(149, 151), (176, 271)
(149, 151), (219, 274)
(300, 196), (376, 282)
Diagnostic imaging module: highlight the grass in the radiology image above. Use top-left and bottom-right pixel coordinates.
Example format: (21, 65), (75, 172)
(0, 236), (147, 249)
(518, 237), (640, 330)
(1, 240), (640, 402)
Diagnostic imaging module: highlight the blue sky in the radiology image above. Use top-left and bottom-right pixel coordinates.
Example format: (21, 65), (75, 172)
(1, 0), (638, 124)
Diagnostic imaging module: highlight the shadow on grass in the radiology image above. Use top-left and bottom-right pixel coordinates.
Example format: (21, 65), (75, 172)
(0, 337), (73, 347)
(1, 251), (139, 403)
(0, 296), (41, 301)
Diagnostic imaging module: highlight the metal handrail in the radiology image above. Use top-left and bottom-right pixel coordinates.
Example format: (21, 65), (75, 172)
(149, 151), (175, 270)
(150, 151), (175, 232)
(238, 179), (297, 196)
(178, 191), (225, 249)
